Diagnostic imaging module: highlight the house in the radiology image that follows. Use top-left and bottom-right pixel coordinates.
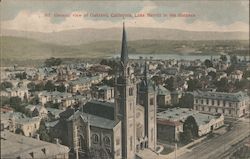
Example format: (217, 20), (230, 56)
(156, 85), (171, 107)
(157, 108), (224, 141)
(1, 112), (41, 137)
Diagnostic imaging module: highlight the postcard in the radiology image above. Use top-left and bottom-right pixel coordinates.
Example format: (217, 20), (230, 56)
(1, 0), (249, 159)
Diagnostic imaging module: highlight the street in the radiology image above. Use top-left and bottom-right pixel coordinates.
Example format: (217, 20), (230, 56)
(161, 118), (250, 159)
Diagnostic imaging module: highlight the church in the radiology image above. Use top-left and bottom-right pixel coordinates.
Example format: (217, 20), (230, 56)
(52, 23), (158, 159)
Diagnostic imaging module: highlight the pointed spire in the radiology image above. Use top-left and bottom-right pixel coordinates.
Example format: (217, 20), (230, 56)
(121, 22), (128, 66)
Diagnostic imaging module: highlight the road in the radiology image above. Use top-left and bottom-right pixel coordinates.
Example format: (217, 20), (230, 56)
(176, 119), (250, 159)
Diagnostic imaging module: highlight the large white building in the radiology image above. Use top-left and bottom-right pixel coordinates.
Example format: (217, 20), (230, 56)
(193, 91), (249, 118)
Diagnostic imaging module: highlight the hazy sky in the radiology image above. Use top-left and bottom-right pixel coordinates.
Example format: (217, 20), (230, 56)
(1, 0), (249, 32)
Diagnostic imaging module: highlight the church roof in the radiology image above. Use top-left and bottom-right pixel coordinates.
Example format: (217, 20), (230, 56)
(67, 110), (118, 130)
(157, 85), (171, 95)
(83, 100), (115, 120)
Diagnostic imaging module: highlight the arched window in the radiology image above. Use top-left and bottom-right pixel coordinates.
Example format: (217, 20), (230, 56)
(92, 134), (99, 144)
(103, 136), (111, 146)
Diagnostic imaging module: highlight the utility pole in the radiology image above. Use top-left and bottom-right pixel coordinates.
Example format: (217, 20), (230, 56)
(175, 143), (177, 159)
(74, 125), (79, 159)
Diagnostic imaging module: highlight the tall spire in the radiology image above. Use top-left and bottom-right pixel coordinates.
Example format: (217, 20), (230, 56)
(121, 22), (128, 66)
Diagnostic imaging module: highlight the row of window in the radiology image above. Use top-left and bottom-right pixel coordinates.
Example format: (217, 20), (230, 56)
(92, 134), (111, 146)
(195, 99), (243, 107)
(196, 106), (234, 114)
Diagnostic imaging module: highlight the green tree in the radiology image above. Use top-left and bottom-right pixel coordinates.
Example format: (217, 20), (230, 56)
(57, 84), (66, 92)
(0, 81), (13, 90)
(187, 79), (202, 91)
(37, 119), (51, 142)
(0, 96), (10, 106)
(208, 71), (216, 80)
(44, 80), (55, 92)
(220, 55), (227, 62)
(214, 77), (229, 92)
(27, 82), (36, 92)
(204, 59), (213, 68)
(179, 93), (194, 108)
(165, 77), (175, 91)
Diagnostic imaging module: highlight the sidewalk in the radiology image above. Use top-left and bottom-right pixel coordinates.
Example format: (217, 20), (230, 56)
(159, 136), (207, 159)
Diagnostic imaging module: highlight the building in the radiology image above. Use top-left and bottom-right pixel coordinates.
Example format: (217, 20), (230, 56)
(156, 85), (171, 107)
(1, 130), (69, 159)
(50, 23), (158, 159)
(157, 108), (224, 142)
(193, 91), (249, 117)
(92, 85), (114, 101)
(1, 112), (41, 137)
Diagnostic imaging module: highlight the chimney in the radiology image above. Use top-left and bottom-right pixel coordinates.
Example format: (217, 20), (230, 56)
(55, 138), (59, 144)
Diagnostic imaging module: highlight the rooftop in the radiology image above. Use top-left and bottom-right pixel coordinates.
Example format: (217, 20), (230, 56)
(1, 131), (69, 159)
(193, 91), (249, 102)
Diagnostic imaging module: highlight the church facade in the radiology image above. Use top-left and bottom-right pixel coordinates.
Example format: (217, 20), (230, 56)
(52, 23), (158, 159)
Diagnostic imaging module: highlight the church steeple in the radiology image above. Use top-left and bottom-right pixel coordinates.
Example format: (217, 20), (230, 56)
(121, 22), (128, 66)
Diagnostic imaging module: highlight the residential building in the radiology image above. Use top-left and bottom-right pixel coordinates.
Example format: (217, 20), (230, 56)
(193, 91), (249, 117)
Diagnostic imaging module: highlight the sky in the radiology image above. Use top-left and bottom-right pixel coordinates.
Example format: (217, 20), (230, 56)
(1, 0), (249, 33)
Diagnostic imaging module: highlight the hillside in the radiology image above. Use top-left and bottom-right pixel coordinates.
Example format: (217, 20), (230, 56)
(1, 36), (249, 61)
(2, 28), (249, 45)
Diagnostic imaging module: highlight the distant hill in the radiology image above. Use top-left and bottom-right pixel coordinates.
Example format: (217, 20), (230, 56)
(2, 28), (249, 45)
(1, 36), (249, 61)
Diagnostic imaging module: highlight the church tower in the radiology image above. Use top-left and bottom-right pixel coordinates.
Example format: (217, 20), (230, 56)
(115, 22), (137, 159)
(138, 61), (157, 150)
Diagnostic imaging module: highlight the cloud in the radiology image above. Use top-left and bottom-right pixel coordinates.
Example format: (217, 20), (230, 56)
(2, 8), (249, 33)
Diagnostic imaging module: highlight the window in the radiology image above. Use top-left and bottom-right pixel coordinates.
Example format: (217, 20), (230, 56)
(202, 107), (204, 111)
(223, 101), (226, 107)
(217, 100), (220, 106)
(229, 103), (232, 107)
(103, 136), (111, 146)
(201, 100), (204, 104)
(150, 98), (154, 105)
(212, 100), (214, 105)
(196, 99), (198, 104)
(92, 134), (99, 144)
(206, 99), (209, 105)
(215, 108), (218, 113)
(229, 110), (231, 114)
(209, 107), (211, 112)
(129, 88), (133, 96)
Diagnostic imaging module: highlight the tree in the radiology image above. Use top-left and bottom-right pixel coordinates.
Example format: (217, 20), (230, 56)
(57, 84), (66, 92)
(0, 96), (10, 106)
(165, 77), (175, 91)
(204, 59), (213, 68)
(179, 93), (194, 108)
(187, 79), (202, 91)
(208, 71), (216, 80)
(0, 81), (13, 90)
(180, 116), (199, 143)
(152, 76), (163, 85)
(214, 77), (229, 92)
(37, 119), (51, 142)
(220, 55), (227, 62)
(44, 80), (55, 92)
(9, 97), (25, 113)
(27, 82), (36, 92)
